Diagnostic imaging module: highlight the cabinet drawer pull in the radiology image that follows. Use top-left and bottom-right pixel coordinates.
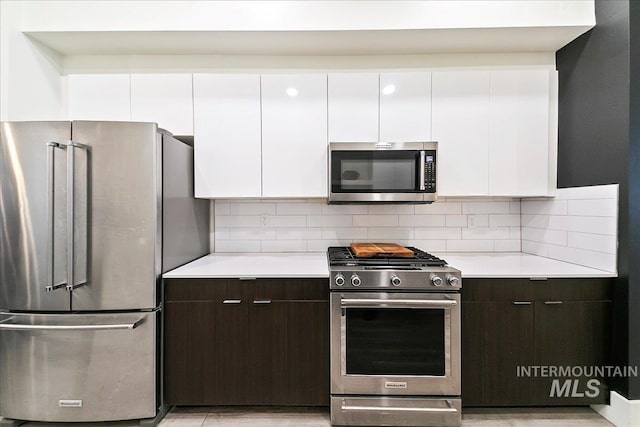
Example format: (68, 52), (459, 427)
(513, 301), (532, 305)
(253, 300), (272, 304)
(544, 301), (563, 305)
(222, 299), (242, 304)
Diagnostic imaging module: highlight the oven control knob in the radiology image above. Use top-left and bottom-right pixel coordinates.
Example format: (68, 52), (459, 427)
(335, 274), (345, 287)
(447, 276), (460, 287)
(351, 275), (362, 287)
(391, 275), (402, 287)
(431, 275), (443, 287)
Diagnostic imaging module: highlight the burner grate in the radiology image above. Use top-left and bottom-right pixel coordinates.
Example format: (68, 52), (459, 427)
(328, 246), (447, 267)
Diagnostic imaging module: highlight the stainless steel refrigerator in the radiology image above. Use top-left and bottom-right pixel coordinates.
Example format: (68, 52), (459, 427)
(0, 121), (209, 424)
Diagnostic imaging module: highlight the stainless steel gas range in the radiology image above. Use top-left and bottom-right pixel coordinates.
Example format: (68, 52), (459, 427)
(328, 246), (462, 427)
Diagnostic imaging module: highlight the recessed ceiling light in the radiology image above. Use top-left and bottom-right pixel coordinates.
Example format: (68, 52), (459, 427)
(286, 87), (298, 97)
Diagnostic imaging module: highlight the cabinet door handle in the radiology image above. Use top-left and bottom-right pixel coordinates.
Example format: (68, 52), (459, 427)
(222, 299), (242, 304)
(544, 301), (563, 305)
(513, 301), (532, 305)
(253, 300), (272, 304)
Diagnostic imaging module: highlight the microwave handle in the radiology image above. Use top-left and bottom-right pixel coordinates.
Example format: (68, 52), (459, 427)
(419, 150), (426, 191)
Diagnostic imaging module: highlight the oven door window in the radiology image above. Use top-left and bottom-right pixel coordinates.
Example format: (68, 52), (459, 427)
(345, 307), (445, 376)
(331, 150), (420, 193)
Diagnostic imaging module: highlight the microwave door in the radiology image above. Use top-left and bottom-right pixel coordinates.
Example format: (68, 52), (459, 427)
(329, 149), (430, 203)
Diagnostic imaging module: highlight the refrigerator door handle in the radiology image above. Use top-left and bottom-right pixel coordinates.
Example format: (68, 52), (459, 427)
(45, 142), (67, 292)
(0, 316), (145, 331)
(65, 140), (89, 292)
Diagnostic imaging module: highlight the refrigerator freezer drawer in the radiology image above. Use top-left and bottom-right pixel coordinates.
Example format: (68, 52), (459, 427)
(0, 311), (157, 422)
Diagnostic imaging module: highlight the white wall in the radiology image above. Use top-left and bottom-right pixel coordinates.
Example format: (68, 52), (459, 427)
(0, 2), (65, 121)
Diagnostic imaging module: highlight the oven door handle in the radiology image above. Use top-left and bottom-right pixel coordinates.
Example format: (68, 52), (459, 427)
(341, 400), (458, 414)
(340, 298), (457, 309)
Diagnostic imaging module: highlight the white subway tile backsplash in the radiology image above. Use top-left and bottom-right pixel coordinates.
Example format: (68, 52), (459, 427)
(215, 240), (261, 252)
(554, 184), (618, 200)
(494, 240), (521, 252)
(399, 215), (446, 227)
(445, 215), (468, 227)
(276, 228), (322, 240)
(490, 214), (520, 227)
(462, 227), (511, 240)
(415, 227), (462, 240)
(307, 215), (353, 227)
(521, 200), (568, 215)
(367, 205), (415, 215)
(266, 215), (307, 228)
(414, 202), (462, 215)
(216, 215), (261, 228)
(520, 184), (618, 272)
(276, 202), (322, 215)
(547, 245), (616, 272)
(214, 201), (230, 215)
(367, 227), (414, 240)
(212, 190), (616, 260)
(568, 199), (617, 217)
(321, 204), (368, 215)
(407, 240), (447, 252)
(567, 232), (617, 254)
(353, 215), (399, 227)
(446, 240), (495, 252)
(261, 240), (307, 252)
(462, 201), (511, 214)
(229, 202), (276, 215)
(521, 240), (550, 257)
(307, 239), (352, 252)
(321, 227), (368, 240)
(226, 228), (277, 240)
(521, 227), (568, 246)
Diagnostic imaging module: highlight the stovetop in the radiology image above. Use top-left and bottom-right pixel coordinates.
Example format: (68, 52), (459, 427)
(328, 246), (447, 267)
(327, 246), (461, 291)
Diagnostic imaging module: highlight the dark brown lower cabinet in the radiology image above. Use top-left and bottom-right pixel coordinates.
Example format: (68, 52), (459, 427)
(462, 278), (613, 407)
(164, 278), (329, 406)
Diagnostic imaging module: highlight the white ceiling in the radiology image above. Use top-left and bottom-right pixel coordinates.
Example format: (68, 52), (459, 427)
(26, 26), (593, 56)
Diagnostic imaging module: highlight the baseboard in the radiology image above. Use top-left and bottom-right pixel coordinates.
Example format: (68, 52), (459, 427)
(592, 391), (640, 426)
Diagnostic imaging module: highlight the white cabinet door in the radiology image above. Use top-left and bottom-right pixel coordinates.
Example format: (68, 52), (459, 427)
(68, 74), (130, 121)
(328, 73), (378, 142)
(261, 74), (328, 198)
(432, 71), (491, 196)
(379, 72), (432, 142)
(193, 74), (262, 198)
(489, 70), (552, 196)
(131, 74), (193, 135)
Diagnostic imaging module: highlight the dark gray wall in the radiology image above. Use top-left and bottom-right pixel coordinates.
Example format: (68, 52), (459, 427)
(556, 0), (640, 399)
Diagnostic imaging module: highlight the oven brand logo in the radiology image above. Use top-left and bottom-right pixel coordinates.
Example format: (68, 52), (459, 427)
(516, 365), (638, 398)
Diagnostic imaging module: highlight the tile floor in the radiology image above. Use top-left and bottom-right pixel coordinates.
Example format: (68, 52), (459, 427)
(2, 406), (616, 426)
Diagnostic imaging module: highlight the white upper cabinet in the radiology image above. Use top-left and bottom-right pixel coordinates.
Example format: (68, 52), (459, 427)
(379, 72), (432, 142)
(432, 71), (491, 196)
(489, 70), (554, 196)
(261, 74), (328, 198)
(68, 74), (130, 121)
(193, 74), (262, 198)
(130, 74), (193, 135)
(328, 73), (379, 142)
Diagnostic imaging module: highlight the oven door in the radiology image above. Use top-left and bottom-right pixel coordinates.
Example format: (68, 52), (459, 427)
(328, 142), (436, 203)
(331, 292), (460, 396)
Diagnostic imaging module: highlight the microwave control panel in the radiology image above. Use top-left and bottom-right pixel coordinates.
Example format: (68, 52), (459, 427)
(425, 151), (436, 192)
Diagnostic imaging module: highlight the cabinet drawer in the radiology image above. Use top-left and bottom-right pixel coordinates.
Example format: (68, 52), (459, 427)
(462, 278), (533, 302)
(531, 278), (613, 301)
(165, 278), (253, 302)
(255, 279), (329, 301)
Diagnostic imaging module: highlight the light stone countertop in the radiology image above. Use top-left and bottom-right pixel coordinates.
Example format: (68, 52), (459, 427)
(163, 252), (616, 279)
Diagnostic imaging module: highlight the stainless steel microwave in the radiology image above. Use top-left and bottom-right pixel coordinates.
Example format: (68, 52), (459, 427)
(328, 142), (437, 204)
